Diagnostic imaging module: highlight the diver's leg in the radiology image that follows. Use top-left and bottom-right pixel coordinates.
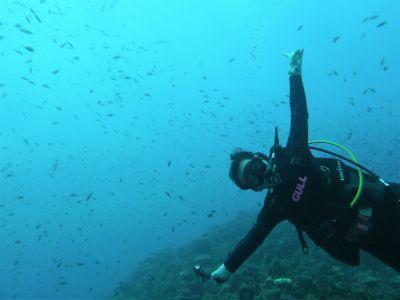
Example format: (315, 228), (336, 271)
(360, 183), (400, 272)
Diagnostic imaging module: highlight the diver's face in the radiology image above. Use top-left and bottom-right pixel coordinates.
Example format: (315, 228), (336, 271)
(238, 157), (271, 191)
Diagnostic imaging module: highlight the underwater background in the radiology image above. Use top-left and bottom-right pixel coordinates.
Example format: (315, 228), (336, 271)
(0, 0), (399, 299)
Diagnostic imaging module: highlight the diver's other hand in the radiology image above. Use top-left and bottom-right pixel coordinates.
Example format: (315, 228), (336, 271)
(211, 263), (231, 284)
(283, 48), (304, 75)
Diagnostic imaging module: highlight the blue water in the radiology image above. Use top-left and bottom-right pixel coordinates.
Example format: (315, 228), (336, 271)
(1, 0), (399, 298)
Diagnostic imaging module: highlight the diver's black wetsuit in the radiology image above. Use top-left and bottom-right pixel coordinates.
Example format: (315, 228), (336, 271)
(224, 75), (400, 273)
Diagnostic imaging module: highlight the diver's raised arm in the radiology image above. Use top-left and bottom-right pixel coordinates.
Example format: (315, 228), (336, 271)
(283, 49), (309, 155)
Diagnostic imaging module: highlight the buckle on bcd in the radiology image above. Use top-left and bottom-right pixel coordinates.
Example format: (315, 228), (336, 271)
(271, 173), (281, 186)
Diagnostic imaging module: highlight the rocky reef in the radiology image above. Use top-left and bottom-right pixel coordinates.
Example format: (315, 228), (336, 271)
(111, 211), (400, 300)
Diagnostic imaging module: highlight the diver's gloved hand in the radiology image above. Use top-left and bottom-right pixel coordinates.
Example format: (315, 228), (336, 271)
(211, 263), (231, 284)
(283, 48), (304, 75)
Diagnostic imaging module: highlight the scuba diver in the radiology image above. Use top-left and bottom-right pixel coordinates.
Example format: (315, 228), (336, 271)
(210, 49), (400, 284)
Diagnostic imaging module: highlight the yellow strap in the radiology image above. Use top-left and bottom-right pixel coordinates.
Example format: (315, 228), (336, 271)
(308, 140), (363, 208)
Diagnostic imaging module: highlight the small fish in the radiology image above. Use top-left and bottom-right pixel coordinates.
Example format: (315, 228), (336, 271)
(228, 57), (236, 63)
(52, 69), (59, 75)
(21, 77), (35, 85)
(107, 113), (114, 117)
(167, 160), (171, 167)
(362, 88), (375, 95)
(202, 76), (207, 80)
(380, 57), (385, 65)
(30, 9), (42, 23)
(376, 21), (386, 28)
(297, 25), (303, 31)
(19, 28), (33, 34)
(165, 192), (171, 198)
(332, 36), (340, 43)
(327, 70), (338, 77)
(86, 193), (93, 201)
(59, 42), (73, 49)
(362, 15), (378, 23)
(23, 46), (34, 52)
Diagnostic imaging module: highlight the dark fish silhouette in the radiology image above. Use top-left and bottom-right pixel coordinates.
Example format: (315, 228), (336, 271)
(362, 15), (378, 22)
(30, 9), (42, 23)
(376, 21), (386, 28)
(332, 36), (340, 43)
(297, 25), (303, 31)
(19, 28), (33, 34)
(21, 77), (35, 84)
(23, 46), (34, 52)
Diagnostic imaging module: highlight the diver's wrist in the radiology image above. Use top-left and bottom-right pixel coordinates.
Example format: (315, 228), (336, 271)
(289, 65), (301, 76)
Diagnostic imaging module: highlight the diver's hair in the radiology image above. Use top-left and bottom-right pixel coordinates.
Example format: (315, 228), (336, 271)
(229, 149), (255, 190)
